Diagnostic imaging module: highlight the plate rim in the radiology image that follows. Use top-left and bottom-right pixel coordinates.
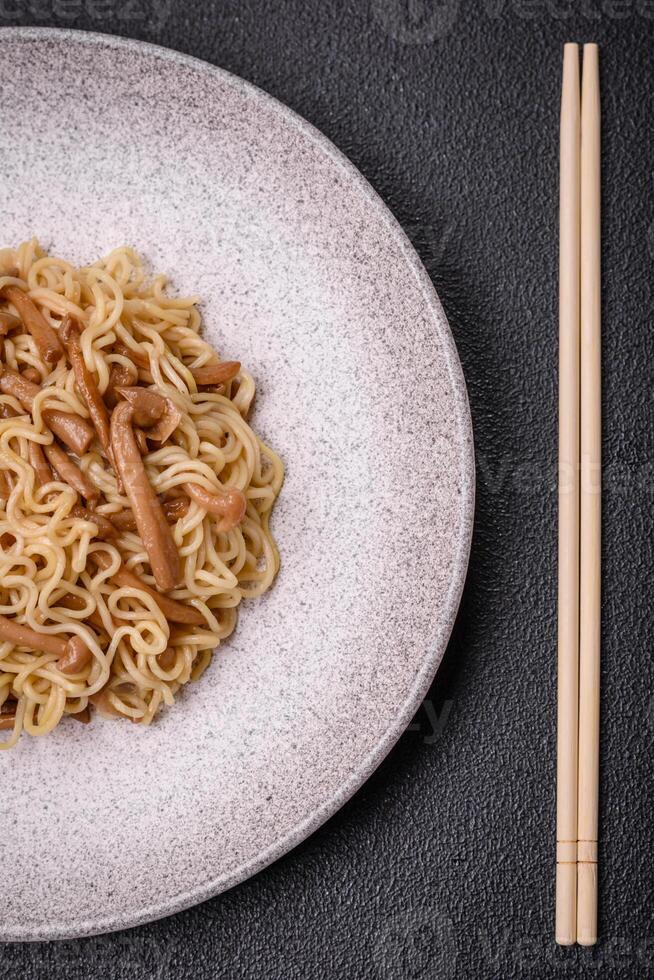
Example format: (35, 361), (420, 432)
(0, 25), (475, 941)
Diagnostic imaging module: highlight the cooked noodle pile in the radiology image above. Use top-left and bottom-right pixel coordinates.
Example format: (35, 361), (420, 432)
(0, 240), (282, 748)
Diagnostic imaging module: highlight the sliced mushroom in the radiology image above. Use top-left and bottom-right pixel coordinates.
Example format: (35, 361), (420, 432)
(157, 647), (177, 669)
(191, 361), (241, 386)
(0, 613), (91, 673)
(110, 402), (180, 591)
(0, 614), (66, 656)
(0, 311), (21, 335)
(69, 706), (91, 724)
(119, 355), (241, 389)
(69, 503), (117, 539)
(58, 594), (110, 633)
(88, 688), (122, 718)
(21, 366), (42, 384)
(28, 440), (55, 487)
(105, 362), (138, 408)
(0, 714), (16, 731)
(115, 386), (182, 443)
(133, 428), (149, 454)
(1, 371), (40, 405)
(92, 551), (204, 625)
(44, 442), (100, 503)
(109, 498), (189, 533)
(42, 410), (93, 457)
(115, 386), (164, 426)
(113, 343), (155, 383)
(183, 482), (247, 532)
(114, 342), (149, 371)
(0, 369), (94, 456)
(0, 470), (12, 500)
(56, 635), (94, 674)
(0, 285), (64, 364)
(60, 315), (116, 469)
(148, 403), (182, 444)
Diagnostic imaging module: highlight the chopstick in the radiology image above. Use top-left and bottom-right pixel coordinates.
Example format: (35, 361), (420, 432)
(556, 41), (581, 948)
(577, 42), (601, 947)
(556, 42), (601, 947)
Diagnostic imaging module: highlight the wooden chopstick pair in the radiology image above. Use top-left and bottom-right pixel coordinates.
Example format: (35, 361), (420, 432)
(556, 42), (601, 947)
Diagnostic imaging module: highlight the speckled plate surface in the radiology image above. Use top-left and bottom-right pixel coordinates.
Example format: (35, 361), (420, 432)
(0, 28), (474, 941)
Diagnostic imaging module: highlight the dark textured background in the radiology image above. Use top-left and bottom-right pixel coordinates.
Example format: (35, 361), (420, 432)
(1, 2), (653, 977)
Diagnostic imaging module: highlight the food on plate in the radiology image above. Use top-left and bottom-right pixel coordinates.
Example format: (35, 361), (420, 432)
(0, 240), (283, 747)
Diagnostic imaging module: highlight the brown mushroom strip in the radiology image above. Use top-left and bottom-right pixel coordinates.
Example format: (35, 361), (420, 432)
(148, 403), (182, 444)
(0, 614), (65, 656)
(0, 285), (64, 364)
(0, 714), (16, 731)
(69, 706), (91, 724)
(69, 503), (117, 539)
(157, 647), (177, 669)
(44, 442), (100, 504)
(57, 635), (94, 674)
(88, 610), (110, 633)
(163, 496), (191, 523)
(110, 402), (180, 591)
(105, 362), (138, 408)
(0, 403), (19, 420)
(114, 342), (149, 371)
(107, 509), (137, 533)
(116, 353), (241, 389)
(0, 613), (90, 674)
(183, 482), (247, 532)
(28, 441), (54, 487)
(0, 370), (94, 456)
(134, 428), (149, 454)
(115, 386), (182, 443)
(58, 594), (86, 612)
(191, 361), (241, 386)
(0, 311), (21, 335)
(58, 594), (110, 633)
(0, 370), (40, 404)
(109, 498), (189, 533)
(89, 688), (122, 717)
(60, 315), (116, 468)
(22, 367), (41, 384)
(115, 386), (165, 426)
(113, 343), (155, 383)
(92, 551), (204, 625)
(0, 470), (12, 500)
(42, 409), (93, 456)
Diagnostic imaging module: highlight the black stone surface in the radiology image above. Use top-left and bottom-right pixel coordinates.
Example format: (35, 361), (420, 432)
(1, 2), (653, 978)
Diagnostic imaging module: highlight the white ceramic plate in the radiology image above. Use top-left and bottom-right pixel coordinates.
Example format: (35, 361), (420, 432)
(0, 28), (474, 940)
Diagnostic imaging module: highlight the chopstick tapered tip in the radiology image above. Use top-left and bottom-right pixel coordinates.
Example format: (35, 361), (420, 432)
(582, 44), (600, 88)
(562, 43), (579, 75)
